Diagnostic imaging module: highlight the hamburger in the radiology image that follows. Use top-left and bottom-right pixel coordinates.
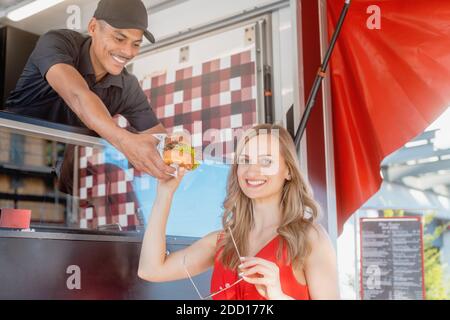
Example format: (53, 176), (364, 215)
(156, 135), (199, 171)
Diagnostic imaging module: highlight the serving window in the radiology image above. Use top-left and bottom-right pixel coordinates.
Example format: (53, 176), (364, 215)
(0, 16), (272, 238)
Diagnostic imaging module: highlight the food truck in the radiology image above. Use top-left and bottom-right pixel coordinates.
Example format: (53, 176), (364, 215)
(0, 0), (322, 299)
(1, 0), (449, 300)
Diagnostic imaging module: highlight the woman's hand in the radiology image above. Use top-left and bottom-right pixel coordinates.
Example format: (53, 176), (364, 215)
(239, 257), (293, 300)
(156, 167), (187, 197)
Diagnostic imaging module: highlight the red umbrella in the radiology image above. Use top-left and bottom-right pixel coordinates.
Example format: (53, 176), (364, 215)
(327, 0), (450, 234)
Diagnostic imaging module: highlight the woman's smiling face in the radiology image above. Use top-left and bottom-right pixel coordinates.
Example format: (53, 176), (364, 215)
(237, 133), (290, 201)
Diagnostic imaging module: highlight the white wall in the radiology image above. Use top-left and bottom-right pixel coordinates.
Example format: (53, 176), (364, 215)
(271, 5), (297, 127)
(1, 0), (284, 35)
(146, 0), (282, 40)
(132, 24), (256, 78)
(61, 0), (286, 39)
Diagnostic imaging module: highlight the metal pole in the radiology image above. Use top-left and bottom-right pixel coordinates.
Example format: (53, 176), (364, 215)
(294, 0), (351, 149)
(354, 209), (360, 300)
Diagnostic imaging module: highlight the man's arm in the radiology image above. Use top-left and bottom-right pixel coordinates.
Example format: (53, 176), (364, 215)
(46, 63), (174, 179)
(46, 63), (125, 145)
(140, 123), (167, 135)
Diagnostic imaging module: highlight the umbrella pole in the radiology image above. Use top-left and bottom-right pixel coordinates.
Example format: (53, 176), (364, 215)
(294, 0), (351, 149)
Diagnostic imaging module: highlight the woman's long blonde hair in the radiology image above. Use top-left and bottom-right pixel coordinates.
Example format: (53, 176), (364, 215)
(219, 124), (320, 270)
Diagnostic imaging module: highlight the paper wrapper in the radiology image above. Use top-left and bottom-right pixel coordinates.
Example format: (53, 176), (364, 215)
(153, 134), (200, 177)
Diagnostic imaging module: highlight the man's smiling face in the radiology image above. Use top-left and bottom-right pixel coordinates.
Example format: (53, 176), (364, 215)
(88, 18), (143, 76)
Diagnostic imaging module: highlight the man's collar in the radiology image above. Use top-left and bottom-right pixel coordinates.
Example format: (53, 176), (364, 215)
(79, 37), (124, 89)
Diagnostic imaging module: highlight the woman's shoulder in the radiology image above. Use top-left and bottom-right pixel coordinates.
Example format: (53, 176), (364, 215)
(305, 222), (331, 244)
(304, 222), (336, 265)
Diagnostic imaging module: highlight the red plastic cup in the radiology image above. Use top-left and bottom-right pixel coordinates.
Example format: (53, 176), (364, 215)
(0, 208), (32, 229)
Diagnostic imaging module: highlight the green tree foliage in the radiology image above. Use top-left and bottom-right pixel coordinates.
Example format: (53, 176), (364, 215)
(423, 214), (450, 300)
(383, 209), (405, 217)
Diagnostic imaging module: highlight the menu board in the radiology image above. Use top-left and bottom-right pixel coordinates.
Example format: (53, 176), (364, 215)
(360, 217), (425, 300)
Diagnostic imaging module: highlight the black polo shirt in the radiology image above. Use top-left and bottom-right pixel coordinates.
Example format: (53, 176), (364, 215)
(5, 29), (159, 132)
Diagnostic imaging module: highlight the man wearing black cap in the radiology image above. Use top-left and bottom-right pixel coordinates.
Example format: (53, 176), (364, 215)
(5, 0), (175, 181)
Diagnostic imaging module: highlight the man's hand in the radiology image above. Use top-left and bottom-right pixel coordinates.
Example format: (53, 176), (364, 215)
(116, 131), (176, 180)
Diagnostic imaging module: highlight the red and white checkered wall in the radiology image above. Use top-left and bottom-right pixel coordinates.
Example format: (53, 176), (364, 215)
(78, 49), (258, 229)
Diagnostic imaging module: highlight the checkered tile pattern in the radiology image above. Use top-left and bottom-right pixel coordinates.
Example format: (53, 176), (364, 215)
(78, 50), (257, 229)
(78, 115), (142, 230)
(141, 49), (257, 161)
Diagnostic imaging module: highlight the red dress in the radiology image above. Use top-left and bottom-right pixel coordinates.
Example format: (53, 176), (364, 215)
(210, 233), (310, 300)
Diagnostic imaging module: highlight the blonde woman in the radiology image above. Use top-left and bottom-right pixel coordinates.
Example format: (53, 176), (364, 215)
(138, 124), (340, 300)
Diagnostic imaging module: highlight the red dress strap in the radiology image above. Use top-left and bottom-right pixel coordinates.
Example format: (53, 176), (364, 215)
(210, 233), (310, 300)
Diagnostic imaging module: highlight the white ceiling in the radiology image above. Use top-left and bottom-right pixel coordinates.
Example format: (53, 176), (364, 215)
(0, 0), (175, 35)
(0, 0), (26, 12)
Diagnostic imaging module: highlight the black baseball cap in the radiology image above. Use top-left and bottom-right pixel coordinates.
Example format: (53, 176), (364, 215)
(94, 0), (155, 43)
